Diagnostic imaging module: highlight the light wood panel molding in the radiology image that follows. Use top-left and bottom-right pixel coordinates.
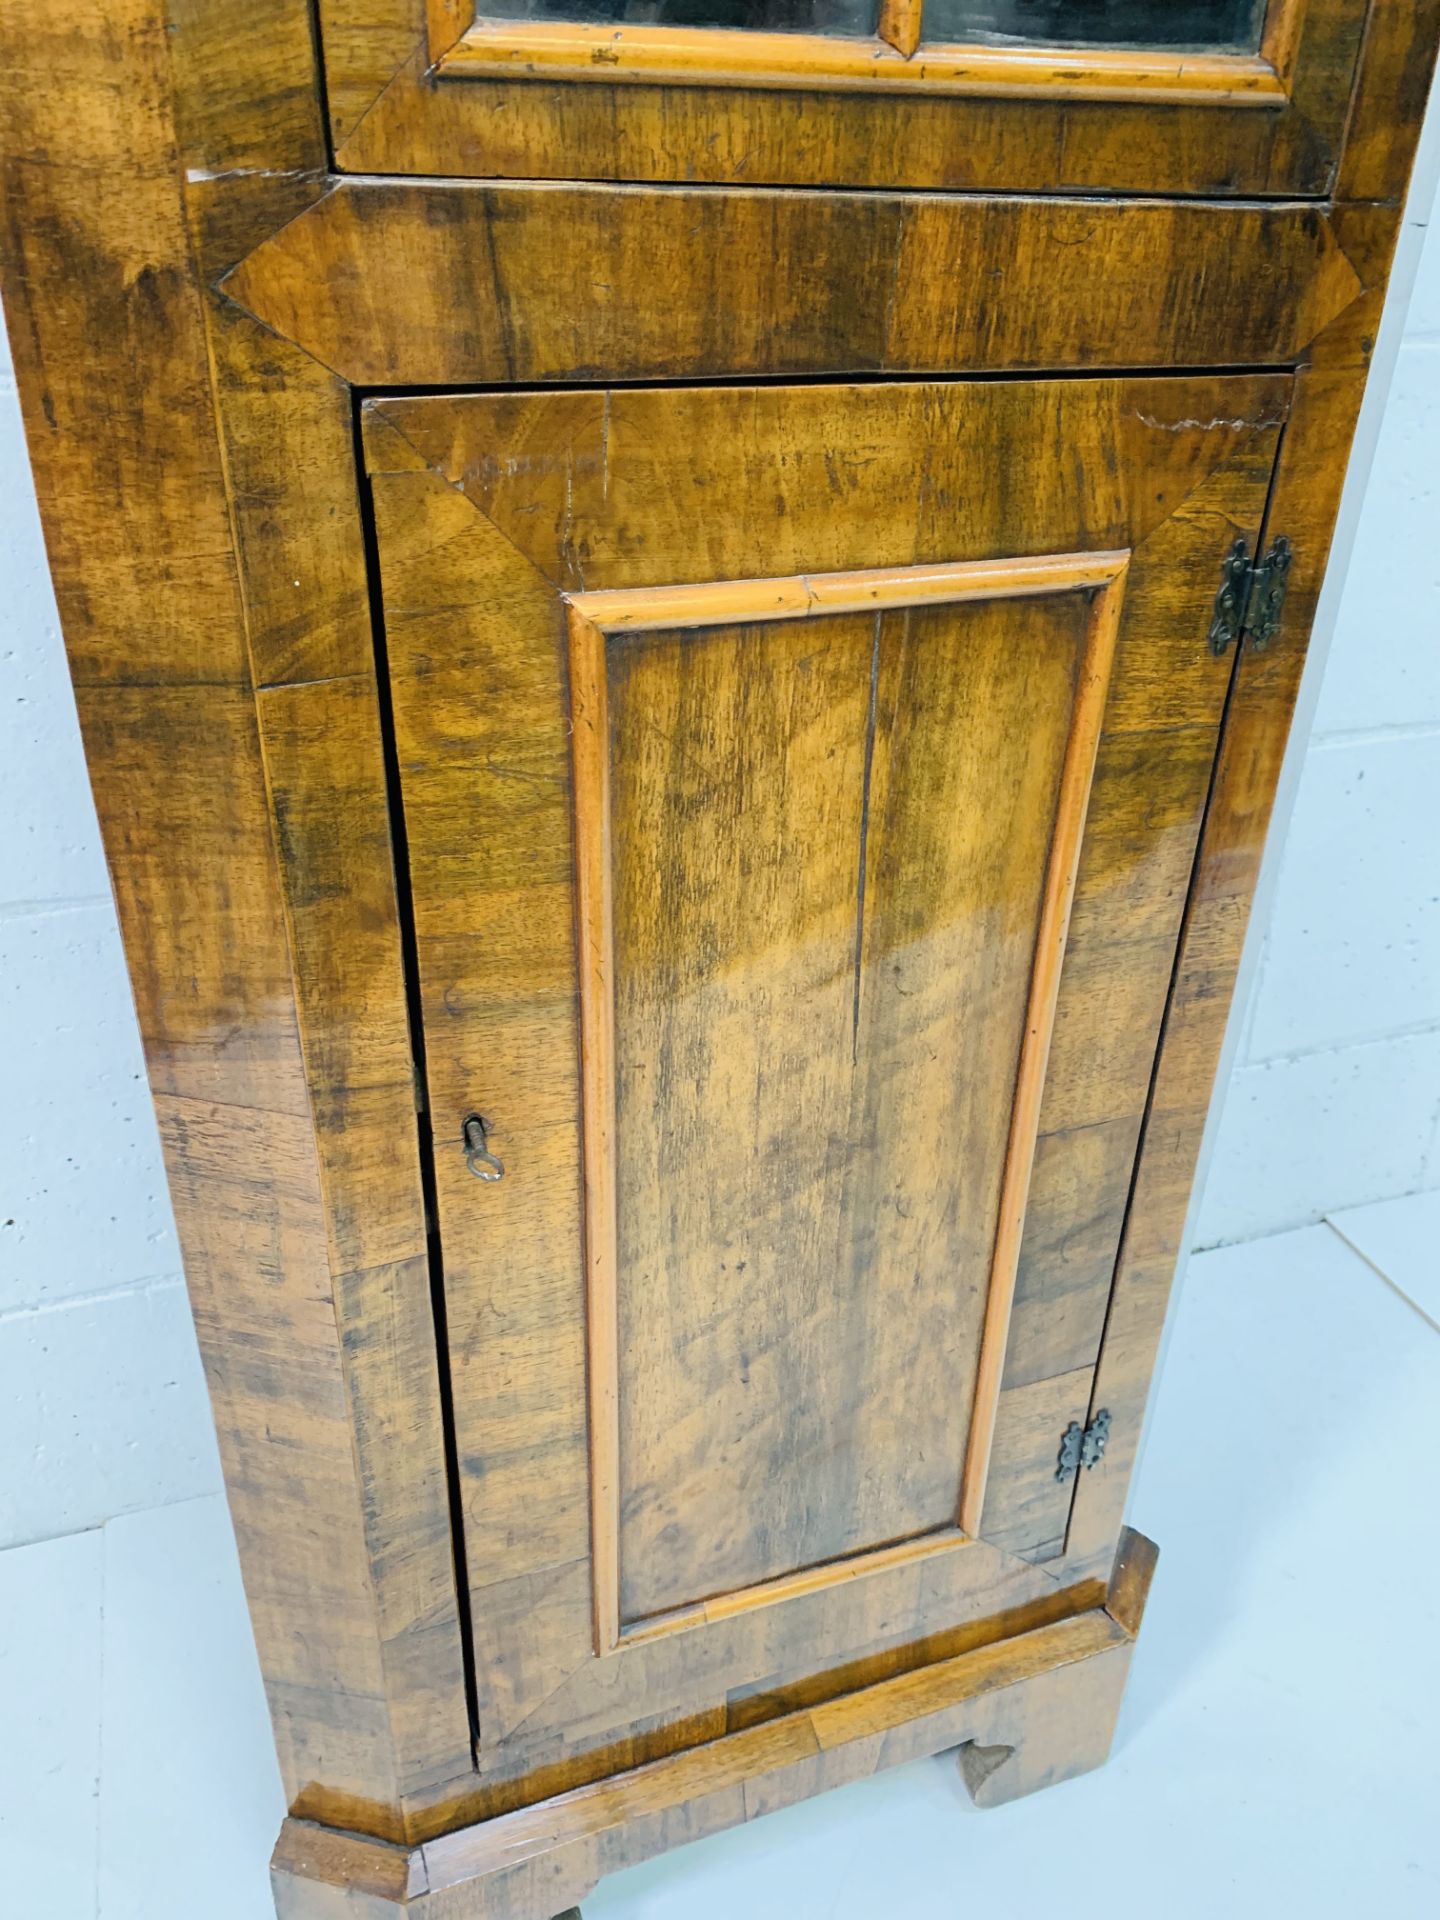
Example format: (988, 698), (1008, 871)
(958, 571), (1126, 1534)
(442, 20), (1285, 104)
(568, 556), (1126, 1650)
(566, 605), (622, 1659)
(568, 553), (1131, 631)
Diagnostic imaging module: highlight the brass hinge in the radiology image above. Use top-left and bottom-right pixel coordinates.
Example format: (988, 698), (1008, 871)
(1056, 1408), (1111, 1483)
(1208, 534), (1294, 657)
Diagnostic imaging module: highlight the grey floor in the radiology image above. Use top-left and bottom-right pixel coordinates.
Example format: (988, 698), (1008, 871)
(5, 1196), (1439, 1919)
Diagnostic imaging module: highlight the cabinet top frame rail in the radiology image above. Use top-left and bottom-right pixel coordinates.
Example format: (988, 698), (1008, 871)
(323, 0), (1370, 195)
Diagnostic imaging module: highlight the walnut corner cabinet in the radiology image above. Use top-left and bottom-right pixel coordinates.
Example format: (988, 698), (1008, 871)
(2, 0), (1435, 1913)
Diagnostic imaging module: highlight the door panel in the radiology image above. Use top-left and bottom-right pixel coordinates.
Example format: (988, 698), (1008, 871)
(320, 0), (1365, 196)
(595, 585), (1106, 1629)
(364, 375), (1286, 1805)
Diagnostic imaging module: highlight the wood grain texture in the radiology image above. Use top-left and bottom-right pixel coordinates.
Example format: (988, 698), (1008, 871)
(373, 379), (1288, 610)
(0, 0), (477, 1841)
(568, 556), (1125, 1637)
(958, 574), (1123, 1534)
(877, 0), (921, 58)
(0, 0), (445, 1838)
(170, 0), (478, 1825)
(570, 553), (1130, 629)
(565, 606), (622, 1658)
(977, 430), (1284, 1556)
(443, 21), (1286, 103)
(1060, 169), (1436, 1587)
(1066, 281), (1417, 1578)
(270, 1529), (1155, 1917)
(364, 440), (1091, 1815)
(1337, 0), (1440, 203)
(222, 183), (1363, 389)
(8, 0), (1437, 1895)
(603, 592), (1086, 1620)
(322, 0), (1358, 192)
(363, 377), (1279, 1820)
(602, 606), (879, 1621)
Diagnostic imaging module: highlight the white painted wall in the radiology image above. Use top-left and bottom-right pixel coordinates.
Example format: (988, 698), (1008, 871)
(2, 152), (1438, 1549)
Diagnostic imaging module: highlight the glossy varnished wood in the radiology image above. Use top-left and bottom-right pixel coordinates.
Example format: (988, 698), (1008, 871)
(0, 0), (472, 1838)
(440, 20), (1287, 103)
(269, 1528), (1157, 1917)
(363, 428), (1088, 1817)
(565, 558), (1124, 1635)
(362, 375), (1281, 1818)
(1068, 212), (1433, 1579)
(4, 0), (1438, 1906)
(318, 0), (1359, 193)
(222, 183), (1362, 388)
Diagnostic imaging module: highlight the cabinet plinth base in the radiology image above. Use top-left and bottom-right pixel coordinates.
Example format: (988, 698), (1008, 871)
(271, 1531), (1156, 1920)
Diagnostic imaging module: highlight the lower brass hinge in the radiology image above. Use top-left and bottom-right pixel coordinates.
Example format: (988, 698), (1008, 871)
(1056, 1408), (1111, 1483)
(1208, 534), (1293, 657)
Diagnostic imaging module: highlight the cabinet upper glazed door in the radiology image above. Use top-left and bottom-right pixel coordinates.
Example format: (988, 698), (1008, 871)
(321, 0), (1369, 192)
(364, 375), (1286, 1798)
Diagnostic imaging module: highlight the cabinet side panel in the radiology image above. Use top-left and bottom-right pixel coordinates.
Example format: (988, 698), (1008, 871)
(1337, 0), (1440, 203)
(1068, 284), (1410, 1566)
(0, 0), (455, 1835)
(171, 0), (478, 1824)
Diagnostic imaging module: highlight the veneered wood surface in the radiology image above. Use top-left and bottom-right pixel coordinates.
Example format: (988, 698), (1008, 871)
(169, 0), (482, 1829)
(319, 0), (1360, 193)
(606, 606), (886, 1615)
(441, 20), (1287, 102)
(956, 575), (1128, 1539)
(567, 560), (1130, 1649)
(0, 0), (471, 1839)
(602, 590), (1093, 1622)
(364, 374), (1280, 1817)
(5, 0), (1437, 1895)
(374, 379), (1286, 599)
(1338, 0), (1440, 203)
(223, 182), (1362, 389)
(1065, 222), (1425, 1578)
(270, 1528), (1156, 1917)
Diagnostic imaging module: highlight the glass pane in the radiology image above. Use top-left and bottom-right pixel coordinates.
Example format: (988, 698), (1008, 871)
(922, 0), (1266, 52)
(476, 0), (879, 33)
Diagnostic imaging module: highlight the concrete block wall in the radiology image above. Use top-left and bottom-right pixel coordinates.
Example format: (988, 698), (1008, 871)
(1, 153), (1437, 1548)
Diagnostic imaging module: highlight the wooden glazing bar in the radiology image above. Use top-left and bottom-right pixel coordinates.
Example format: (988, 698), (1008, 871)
(877, 0), (923, 59)
(444, 20), (1286, 102)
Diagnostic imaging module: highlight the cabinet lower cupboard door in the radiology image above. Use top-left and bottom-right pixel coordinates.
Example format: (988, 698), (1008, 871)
(363, 372), (1286, 1808)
